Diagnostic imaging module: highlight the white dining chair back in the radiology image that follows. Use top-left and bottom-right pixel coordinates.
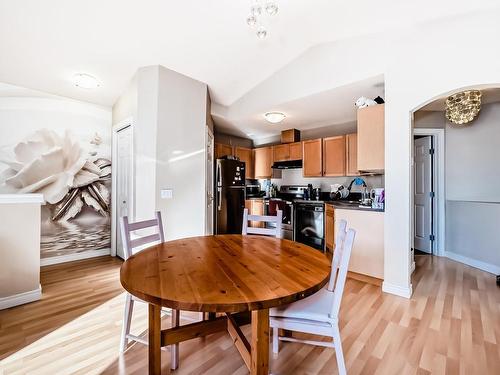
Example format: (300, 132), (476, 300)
(120, 211), (164, 260)
(242, 208), (283, 238)
(119, 212), (182, 370)
(269, 222), (356, 375)
(327, 219), (347, 292)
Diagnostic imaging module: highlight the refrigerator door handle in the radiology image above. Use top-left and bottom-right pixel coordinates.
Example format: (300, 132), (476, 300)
(217, 162), (222, 187)
(217, 187), (222, 211)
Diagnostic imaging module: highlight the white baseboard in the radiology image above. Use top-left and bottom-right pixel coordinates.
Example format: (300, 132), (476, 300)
(0, 284), (42, 310)
(382, 282), (413, 299)
(41, 248), (111, 266)
(444, 251), (500, 275)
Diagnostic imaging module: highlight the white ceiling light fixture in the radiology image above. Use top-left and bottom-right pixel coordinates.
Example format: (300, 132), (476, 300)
(73, 73), (100, 89)
(246, 1), (279, 39)
(264, 111), (286, 124)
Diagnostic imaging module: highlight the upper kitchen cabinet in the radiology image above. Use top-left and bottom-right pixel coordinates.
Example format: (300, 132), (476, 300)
(272, 142), (302, 162)
(215, 143), (233, 159)
(345, 133), (360, 176)
(289, 142), (303, 160)
(303, 139), (322, 177)
(273, 144), (289, 162)
(323, 136), (346, 177)
(357, 104), (385, 172)
(254, 146), (273, 179)
(235, 146), (254, 179)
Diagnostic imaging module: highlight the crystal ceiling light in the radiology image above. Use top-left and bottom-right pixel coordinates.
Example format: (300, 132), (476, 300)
(246, 0), (279, 39)
(445, 90), (482, 125)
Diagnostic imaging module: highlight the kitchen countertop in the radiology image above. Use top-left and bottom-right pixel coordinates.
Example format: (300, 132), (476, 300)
(295, 199), (384, 212)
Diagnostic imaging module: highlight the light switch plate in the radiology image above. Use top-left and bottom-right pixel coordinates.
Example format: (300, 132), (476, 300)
(161, 189), (173, 199)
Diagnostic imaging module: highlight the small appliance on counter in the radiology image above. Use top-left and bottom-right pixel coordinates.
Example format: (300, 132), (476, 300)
(370, 188), (385, 209)
(330, 184), (349, 200)
(245, 180), (264, 198)
(312, 187), (322, 201)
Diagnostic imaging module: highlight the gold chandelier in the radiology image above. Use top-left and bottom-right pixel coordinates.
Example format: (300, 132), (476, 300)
(445, 90), (482, 125)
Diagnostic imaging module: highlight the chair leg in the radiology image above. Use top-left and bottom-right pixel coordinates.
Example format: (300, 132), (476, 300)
(171, 309), (180, 370)
(120, 293), (134, 353)
(332, 325), (346, 375)
(272, 327), (279, 354)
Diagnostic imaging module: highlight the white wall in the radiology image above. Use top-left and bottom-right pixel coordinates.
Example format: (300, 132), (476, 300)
(155, 66), (208, 240)
(113, 65), (209, 241)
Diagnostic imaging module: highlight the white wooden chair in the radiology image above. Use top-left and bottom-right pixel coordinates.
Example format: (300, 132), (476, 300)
(270, 220), (355, 375)
(119, 212), (181, 369)
(242, 208), (283, 238)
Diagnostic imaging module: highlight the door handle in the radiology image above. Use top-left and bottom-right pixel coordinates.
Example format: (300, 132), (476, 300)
(217, 188), (222, 211)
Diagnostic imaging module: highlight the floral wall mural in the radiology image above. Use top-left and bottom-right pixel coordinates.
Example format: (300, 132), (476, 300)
(0, 84), (112, 262)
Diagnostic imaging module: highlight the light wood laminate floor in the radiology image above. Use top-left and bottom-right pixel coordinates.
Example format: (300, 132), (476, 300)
(1, 254), (499, 374)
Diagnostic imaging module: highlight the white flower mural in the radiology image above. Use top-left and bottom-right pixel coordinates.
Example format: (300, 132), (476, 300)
(0, 129), (111, 221)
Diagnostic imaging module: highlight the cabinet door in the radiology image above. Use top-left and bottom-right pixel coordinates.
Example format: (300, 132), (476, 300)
(289, 142), (302, 160)
(273, 144), (290, 162)
(345, 133), (359, 176)
(235, 147), (254, 179)
(323, 136), (346, 177)
(357, 104), (384, 172)
(254, 147), (273, 179)
(325, 204), (335, 251)
(303, 139), (322, 177)
(215, 143), (233, 159)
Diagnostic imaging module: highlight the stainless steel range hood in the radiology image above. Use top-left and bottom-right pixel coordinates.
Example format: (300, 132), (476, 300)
(272, 160), (303, 169)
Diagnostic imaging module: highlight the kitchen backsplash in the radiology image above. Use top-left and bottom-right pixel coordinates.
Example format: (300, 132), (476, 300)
(264, 169), (384, 192)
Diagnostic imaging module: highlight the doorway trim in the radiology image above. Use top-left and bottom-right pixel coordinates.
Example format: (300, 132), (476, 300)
(412, 128), (445, 260)
(111, 118), (134, 257)
(205, 126), (214, 235)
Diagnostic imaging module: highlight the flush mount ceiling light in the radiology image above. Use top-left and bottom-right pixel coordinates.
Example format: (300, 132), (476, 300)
(73, 73), (100, 89)
(246, 1), (279, 39)
(445, 90), (482, 125)
(264, 111), (286, 124)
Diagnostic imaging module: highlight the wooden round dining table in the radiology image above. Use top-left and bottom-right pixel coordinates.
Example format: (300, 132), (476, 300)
(120, 234), (331, 375)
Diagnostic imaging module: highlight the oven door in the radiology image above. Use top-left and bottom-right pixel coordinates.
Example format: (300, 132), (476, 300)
(294, 203), (324, 251)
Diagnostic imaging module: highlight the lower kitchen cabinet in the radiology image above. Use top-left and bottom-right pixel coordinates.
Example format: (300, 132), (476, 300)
(334, 209), (384, 279)
(245, 199), (264, 228)
(325, 204), (335, 251)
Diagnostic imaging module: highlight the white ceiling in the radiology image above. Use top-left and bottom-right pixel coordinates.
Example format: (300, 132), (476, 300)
(1, 0), (499, 136)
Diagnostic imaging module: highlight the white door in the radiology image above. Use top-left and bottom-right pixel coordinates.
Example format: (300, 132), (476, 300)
(116, 125), (133, 259)
(414, 136), (433, 253)
(205, 128), (214, 234)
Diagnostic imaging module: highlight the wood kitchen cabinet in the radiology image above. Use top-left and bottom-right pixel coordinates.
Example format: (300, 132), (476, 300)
(325, 204), (335, 251)
(273, 144), (289, 162)
(234, 146), (254, 179)
(357, 104), (384, 172)
(272, 142), (302, 162)
(253, 146), (273, 179)
(215, 143), (233, 159)
(323, 136), (346, 177)
(303, 139), (322, 177)
(345, 133), (360, 176)
(289, 142), (302, 160)
(245, 199), (264, 228)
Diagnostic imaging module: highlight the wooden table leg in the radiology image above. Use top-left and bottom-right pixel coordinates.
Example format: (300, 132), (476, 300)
(171, 309), (180, 370)
(149, 304), (161, 375)
(251, 309), (270, 375)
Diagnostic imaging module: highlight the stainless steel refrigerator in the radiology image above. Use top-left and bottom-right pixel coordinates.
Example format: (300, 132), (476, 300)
(215, 159), (246, 234)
